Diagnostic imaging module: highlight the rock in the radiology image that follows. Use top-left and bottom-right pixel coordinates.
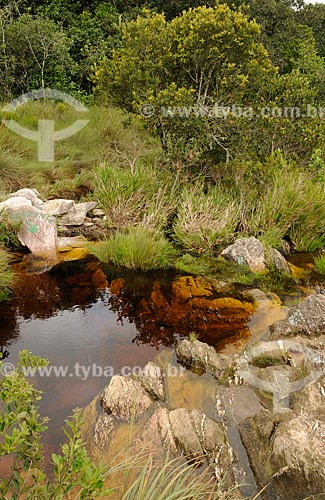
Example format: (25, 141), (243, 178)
(8, 189), (43, 208)
(56, 236), (89, 252)
(268, 248), (291, 274)
(58, 202), (98, 226)
(239, 376), (325, 500)
(139, 362), (165, 401)
(221, 237), (266, 272)
(101, 375), (154, 421)
(42, 199), (75, 216)
(90, 209), (106, 218)
(271, 294), (325, 339)
(0, 196), (32, 212)
(168, 408), (203, 460)
(7, 205), (57, 255)
(176, 339), (230, 379)
(93, 414), (115, 452)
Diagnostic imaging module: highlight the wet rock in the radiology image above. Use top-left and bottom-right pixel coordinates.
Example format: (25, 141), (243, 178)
(93, 414), (115, 452)
(268, 248), (291, 274)
(58, 201), (98, 226)
(101, 375), (154, 421)
(176, 339), (230, 378)
(240, 376), (325, 500)
(42, 199), (75, 216)
(138, 362), (165, 401)
(145, 407), (177, 454)
(168, 408), (203, 460)
(221, 237), (266, 272)
(271, 294), (325, 339)
(56, 236), (89, 252)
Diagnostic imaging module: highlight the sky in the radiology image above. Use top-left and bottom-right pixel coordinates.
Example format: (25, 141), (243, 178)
(306, 0), (325, 3)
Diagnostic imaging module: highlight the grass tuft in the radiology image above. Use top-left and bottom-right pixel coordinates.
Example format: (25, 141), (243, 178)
(89, 226), (175, 271)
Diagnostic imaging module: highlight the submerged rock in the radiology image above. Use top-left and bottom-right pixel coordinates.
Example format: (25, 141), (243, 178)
(221, 237), (266, 272)
(271, 294), (325, 338)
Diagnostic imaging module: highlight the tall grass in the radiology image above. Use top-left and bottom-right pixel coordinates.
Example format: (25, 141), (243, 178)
(89, 226), (175, 271)
(244, 167), (325, 251)
(172, 183), (239, 255)
(0, 246), (15, 300)
(314, 254), (325, 274)
(94, 162), (179, 231)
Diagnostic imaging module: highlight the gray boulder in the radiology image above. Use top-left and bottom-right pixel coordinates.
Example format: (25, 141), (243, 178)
(59, 201), (97, 226)
(221, 237), (266, 272)
(271, 294), (325, 339)
(268, 248), (291, 274)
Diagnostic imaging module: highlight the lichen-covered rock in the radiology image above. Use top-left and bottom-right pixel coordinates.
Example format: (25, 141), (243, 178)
(101, 375), (154, 421)
(271, 294), (325, 339)
(139, 362), (165, 401)
(221, 237), (266, 272)
(176, 339), (230, 378)
(268, 248), (291, 274)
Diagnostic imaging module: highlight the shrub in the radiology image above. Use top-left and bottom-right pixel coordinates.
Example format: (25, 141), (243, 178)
(89, 226), (175, 271)
(172, 183), (239, 254)
(0, 351), (110, 499)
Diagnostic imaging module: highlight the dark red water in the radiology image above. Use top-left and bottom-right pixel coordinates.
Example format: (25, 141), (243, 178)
(0, 257), (253, 467)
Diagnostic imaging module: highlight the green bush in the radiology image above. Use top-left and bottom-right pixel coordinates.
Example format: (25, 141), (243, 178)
(0, 351), (110, 499)
(172, 183), (239, 255)
(89, 226), (175, 271)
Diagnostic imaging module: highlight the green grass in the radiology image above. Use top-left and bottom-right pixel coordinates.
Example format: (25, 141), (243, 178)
(173, 183), (239, 255)
(0, 246), (15, 300)
(89, 226), (175, 271)
(314, 254), (325, 274)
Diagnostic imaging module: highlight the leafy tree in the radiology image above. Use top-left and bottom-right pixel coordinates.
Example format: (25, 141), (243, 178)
(0, 12), (74, 100)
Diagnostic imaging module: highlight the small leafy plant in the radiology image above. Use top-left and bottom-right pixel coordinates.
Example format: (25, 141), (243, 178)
(0, 351), (111, 500)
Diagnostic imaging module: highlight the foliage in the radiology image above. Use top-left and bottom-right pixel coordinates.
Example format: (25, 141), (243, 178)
(0, 350), (111, 499)
(94, 6), (276, 160)
(314, 254), (325, 275)
(173, 183), (239, 254)
(89, 226), (175, 271)
(0, 245), (14, 299)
